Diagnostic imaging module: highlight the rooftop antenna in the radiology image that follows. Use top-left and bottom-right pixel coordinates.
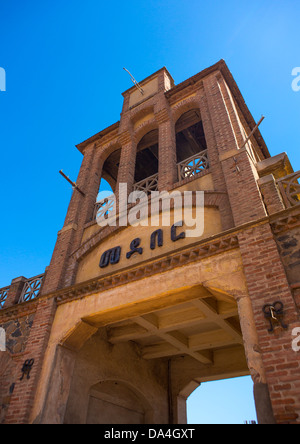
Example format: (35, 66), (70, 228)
(123, 68), (144, 95)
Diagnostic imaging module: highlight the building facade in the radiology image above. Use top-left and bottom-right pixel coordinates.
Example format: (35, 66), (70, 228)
(1, 60), (300, 424)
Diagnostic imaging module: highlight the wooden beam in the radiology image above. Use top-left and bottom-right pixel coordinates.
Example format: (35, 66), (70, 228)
(135, 315), (213, 365)
(191, 299), (243, 344)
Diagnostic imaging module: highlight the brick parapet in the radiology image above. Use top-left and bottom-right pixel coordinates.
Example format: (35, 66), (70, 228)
(4, 276), (27, 309)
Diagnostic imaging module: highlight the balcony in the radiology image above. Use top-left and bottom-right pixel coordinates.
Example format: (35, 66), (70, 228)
(93, 150), (210, 223)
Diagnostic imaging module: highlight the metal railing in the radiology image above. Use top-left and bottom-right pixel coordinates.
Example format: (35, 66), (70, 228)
(177, 150), (209, 181)
(18, 274), (45, 304)
(0, 287), (9, 309)
(276, 171), (300, 208)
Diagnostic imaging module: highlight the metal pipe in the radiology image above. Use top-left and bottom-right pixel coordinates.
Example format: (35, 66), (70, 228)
(239, 115), (265, 150)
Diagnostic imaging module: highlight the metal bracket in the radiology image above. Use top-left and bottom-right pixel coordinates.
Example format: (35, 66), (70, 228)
(262, 301), (288, 333)
(20, 359), (34, 381)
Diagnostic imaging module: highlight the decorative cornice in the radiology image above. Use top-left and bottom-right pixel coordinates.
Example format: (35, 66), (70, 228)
(0, 299), (39, 322)
(76, 122), (120, 154)
(4, 208), (300, 319)
(271, 211), (300, 235)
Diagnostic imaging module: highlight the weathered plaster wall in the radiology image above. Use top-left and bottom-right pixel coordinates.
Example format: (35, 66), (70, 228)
(63, 329), (168, 424)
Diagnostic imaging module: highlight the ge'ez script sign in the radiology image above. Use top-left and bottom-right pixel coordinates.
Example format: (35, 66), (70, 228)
(100, 222), (185, 269)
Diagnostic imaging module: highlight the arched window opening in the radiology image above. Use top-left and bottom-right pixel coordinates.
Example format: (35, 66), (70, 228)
(94, 148), (121, 222)
(100, 148), (121, 194)
(134, 130), (159, 194)
(175, 109), (209, 181)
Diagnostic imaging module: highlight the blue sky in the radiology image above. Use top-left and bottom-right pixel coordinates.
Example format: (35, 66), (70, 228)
(0, 0), (299, 424)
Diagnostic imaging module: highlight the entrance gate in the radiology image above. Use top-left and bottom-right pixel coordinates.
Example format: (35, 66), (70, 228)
(2, 62), (300, 425)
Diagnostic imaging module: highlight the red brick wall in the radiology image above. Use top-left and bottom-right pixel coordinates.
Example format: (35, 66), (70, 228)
(238, 223), (300, 424)
(4, 298), (56, 424)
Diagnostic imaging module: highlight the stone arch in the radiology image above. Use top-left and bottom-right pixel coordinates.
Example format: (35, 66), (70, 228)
(34, 249), (262, 424)
(86, 379), (153, 424)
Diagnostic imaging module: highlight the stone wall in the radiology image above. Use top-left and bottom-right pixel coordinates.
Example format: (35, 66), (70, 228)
(276, 227), (300, 286)
(0, 314), (35, 354)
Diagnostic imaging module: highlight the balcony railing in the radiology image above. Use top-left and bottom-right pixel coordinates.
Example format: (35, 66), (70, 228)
(92, 152), (210, 222)
(94, 195), (116, 222)
(0, 273), (45, 309)
(18, 274), (45, 304)
(133, 172), (159, 194)
(276, 171), (300, 208)
(0, 287), (9, 309)
(177, 150), (209, 181)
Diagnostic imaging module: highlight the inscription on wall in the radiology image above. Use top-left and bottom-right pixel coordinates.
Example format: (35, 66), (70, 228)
(99, 223), (185, 269)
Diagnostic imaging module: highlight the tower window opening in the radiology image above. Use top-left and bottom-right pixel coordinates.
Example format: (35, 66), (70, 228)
(175, 109), (207, 163)
(176, 110), (208, 181)
(134, 130), (159, 193)
(100, 148), (121, 194)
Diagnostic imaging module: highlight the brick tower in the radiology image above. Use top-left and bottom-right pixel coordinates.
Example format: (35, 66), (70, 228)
(1, 60), (300, 424)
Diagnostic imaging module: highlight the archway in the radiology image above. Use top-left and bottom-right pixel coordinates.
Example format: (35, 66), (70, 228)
(187, 376), (257, 424)
(35, 247), (273, 424)
(86, 380), (152, 424)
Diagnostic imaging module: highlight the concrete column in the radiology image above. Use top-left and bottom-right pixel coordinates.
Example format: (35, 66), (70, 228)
(39, 345), (76, 424)
(236, 292), (276, 424)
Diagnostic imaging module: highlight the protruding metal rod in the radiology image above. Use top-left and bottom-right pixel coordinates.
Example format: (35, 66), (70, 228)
(59, 170), (85, 196)
(239, 115), (265, 149)
(123, 68), (144, 95)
